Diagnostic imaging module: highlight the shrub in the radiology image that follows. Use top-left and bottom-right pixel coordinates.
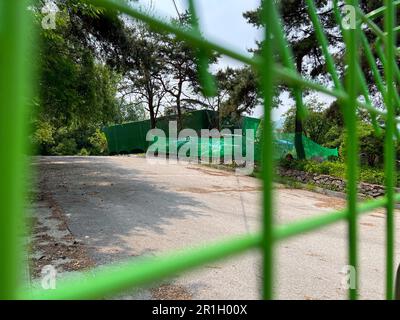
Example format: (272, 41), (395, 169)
(359, 168), (385, 185)
(78, 148), (90, 156)
(88, 129), (108, 155)
(51, 138), (78, 155)
(31, 121), (55, 155)
(278, 158), (307, 171)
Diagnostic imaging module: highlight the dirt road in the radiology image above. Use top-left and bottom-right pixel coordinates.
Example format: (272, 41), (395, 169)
(31, 156), (400, 299)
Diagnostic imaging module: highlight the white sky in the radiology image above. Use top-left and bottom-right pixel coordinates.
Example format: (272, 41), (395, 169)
(137, 0), (262, 68)
(134, 0), (293, 121)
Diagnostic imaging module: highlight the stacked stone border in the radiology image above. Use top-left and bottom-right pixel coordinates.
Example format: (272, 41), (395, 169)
(277, 167), (399, 198)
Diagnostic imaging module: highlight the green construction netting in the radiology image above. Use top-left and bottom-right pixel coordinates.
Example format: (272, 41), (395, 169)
(102, 110), (220, 154)
(146, 133), (338, 162)
(103, 110), (338, 161)
(273, 133), (339, 160)
(148, 136), (243, 161)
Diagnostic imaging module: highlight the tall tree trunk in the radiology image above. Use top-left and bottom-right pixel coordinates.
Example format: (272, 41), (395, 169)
(176, 99), (182, 131)
(148, 96), (156, 129)
(176, 81), (183, 131)
(294, 110), (305, 159)
(294, 57), (306, 160)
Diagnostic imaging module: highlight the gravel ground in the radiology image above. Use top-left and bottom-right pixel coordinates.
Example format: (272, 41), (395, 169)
(30, 156), (400, 299)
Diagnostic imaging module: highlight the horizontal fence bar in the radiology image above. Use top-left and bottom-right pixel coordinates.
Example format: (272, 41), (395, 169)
(20, 234), (262, 300)
(274, 194), (400, 241)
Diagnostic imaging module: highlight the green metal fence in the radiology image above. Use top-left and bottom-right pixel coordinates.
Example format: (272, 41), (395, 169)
(1, 0), (399, 300)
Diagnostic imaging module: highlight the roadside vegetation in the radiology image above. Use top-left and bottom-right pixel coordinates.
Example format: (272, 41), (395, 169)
(32, 0), (392, 182)
(278, 158), (394, 187)
(31, 0), (261, 156)
(278, 97), (399, 188)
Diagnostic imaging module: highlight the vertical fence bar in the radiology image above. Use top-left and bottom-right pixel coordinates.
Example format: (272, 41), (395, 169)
(187, 0), (216, 97)
(383, 0), (396, 300)
(260, 0), (275, 300)
(342, 0), (360, 300)
(0, 0), (32, 298)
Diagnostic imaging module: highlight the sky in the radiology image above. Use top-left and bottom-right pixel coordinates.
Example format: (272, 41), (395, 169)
(136, 0), (262, 68)
(134, 0), (291, 121)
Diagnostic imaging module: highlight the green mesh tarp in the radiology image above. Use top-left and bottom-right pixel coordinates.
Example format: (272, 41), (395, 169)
(103, 110), (337, 161)
(273, 133), (339, 160)
(103, 110), (219, 154)
(148, 135), (242, 160)
(148, 134), (337, 162)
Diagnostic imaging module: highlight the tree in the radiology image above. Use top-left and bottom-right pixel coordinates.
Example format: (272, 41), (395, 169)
(32, 0), (125, 155)
(156, 13), (201, 129)
(39, 11), (120, 123)
(244, 1), (397, 159)
(283, 98), (343, 147)
(218, 67), (260, 119)
(187, 67), (260, 129)
(113, 23), (168, 129)
(115, 98), (147, 123)
(244, 1), (342, 159)
(283, 101), (385, 166)
(155, 12), (220, 129)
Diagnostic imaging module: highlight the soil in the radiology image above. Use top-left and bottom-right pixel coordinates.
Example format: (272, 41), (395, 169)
(28, 173), (95, 279)
(150, 284), (192, 300)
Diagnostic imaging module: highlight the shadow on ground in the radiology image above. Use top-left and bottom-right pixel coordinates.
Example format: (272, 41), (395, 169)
(36, 157), (207, 265)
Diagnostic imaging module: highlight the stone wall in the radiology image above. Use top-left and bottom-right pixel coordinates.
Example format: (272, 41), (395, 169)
(277, 167), (393, 198)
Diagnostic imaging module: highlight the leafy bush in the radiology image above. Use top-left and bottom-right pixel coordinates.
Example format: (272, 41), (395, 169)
(51, 138), (78, 155)
(360, 169), (385, 186)
(31, 121), (55, 155)
(279, 158), (308, 171)
(88, 129), (108, 155)
(304, 160), (345, 177)
(78, 148), (90, 156)
(30, 123), (110, 156)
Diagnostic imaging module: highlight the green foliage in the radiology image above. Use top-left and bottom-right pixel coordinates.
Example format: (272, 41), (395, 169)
(116, 13), (220, 128)
(118, 22), (167, 128)
(38, 34), (120, 128)
(283, 99), (342, 147)
(116, 102), (147, 123)
(78, 148), (90, 156)
(32, 121), (110, 156)
(217, 67), (260, 118)
(88, 129), (108, 155)
(303, 160), (345, 177)
(159, 12), (216, 124)
(323, 124), (344, 149)
(51, 138), (78, 156)
(279, 159), (394, 186)
(357, 122), (384, 167)
(339, 121), (384, 166)
(31, 121), (55, 155)
(283, 99), (386, 166)
(30, 0), (127, 155)
(31, 1), (261, 154)
(244, 1), (386, 162)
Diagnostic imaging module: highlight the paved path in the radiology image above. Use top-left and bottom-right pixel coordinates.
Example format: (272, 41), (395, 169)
(35, 156), (400, 299)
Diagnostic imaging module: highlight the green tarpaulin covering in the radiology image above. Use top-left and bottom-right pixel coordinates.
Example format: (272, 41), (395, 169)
(103, 110), (338, 161)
